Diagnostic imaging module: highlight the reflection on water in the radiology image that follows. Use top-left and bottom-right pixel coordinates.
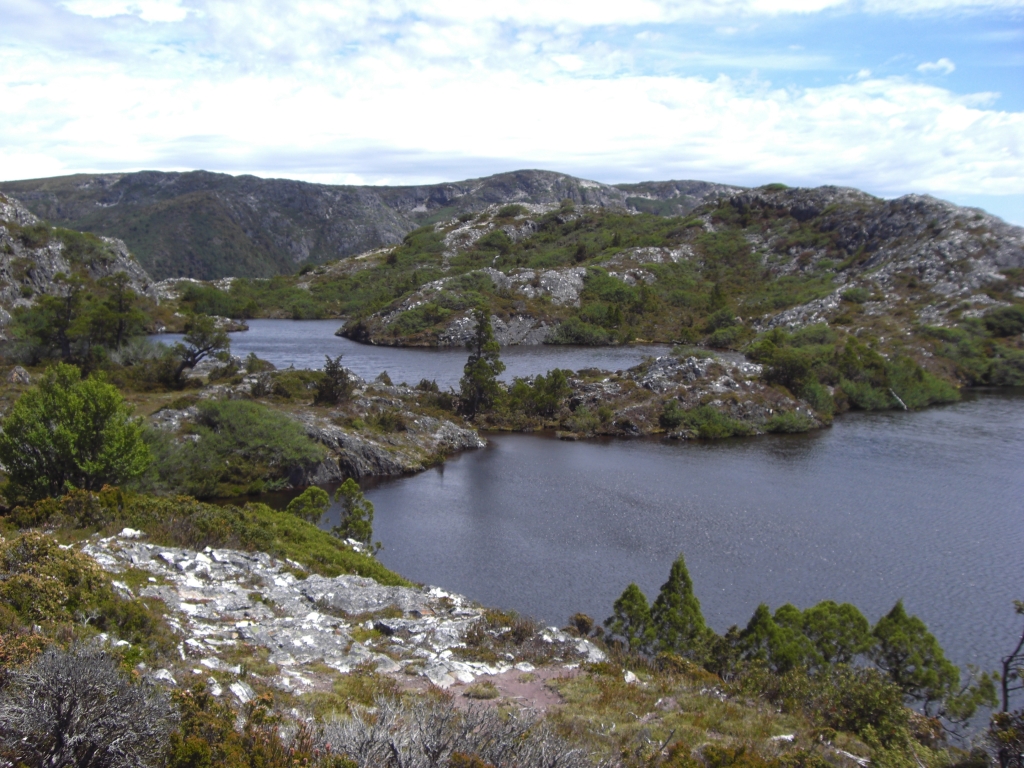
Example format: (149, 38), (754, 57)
(321, 391), (1024, 673)
(154, 318), (671, 387)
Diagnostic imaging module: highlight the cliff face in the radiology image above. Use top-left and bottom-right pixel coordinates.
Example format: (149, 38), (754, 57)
(0, 193), (157, 335)
(0, 170), (740, 281)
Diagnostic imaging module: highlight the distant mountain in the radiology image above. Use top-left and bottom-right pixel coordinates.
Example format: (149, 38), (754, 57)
(0, 170), (741, 281)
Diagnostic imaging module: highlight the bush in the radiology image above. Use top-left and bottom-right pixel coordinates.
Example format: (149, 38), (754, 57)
(314, 354), (354, 405)
(841, 287), (871, 304)
(0, 363), (151, 503)
(140, 400), (325, 498)
(548, 317), (612, 345)
(0, 644), (175, 768)
(764, 411), (816, 433)
(11, 488), (409, 585)
(983, 305), (1024, 337)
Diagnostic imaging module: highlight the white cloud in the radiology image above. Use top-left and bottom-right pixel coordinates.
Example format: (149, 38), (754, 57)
(917, 57), (957, 74)
(0, 0), (1021, 207)
(1, 37), (1020, 197)
(61, 0), (188, 22)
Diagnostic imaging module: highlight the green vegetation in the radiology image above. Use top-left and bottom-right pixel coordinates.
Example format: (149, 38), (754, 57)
(332, 478), (377, 551)
(0, 532), (174, 654)
(604, 555), (997, 744)
(142, 399), (325, 498)
(748, 326), (959, 416)
(458, 307), (505, 416)
(286, 486), (331, 523)
(9, 488), (408, 585)
(314, 354), (354, 404)
(0, 363), (151, 503)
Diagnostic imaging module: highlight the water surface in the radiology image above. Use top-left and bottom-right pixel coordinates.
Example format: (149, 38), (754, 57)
(156, 318), (670, 388)
(161, 320), (1024, 674)
(330, 392), (1024, 673)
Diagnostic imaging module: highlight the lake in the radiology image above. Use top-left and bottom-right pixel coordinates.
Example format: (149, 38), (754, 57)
(172, 321), (1024, 673)
(335, 392), (1024, 674)
(155, 318), (672, 388)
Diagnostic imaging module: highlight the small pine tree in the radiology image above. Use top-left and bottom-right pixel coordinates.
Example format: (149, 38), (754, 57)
(870, 599), (960, 713)
(332, 478), (377, 552)
(285, 486), (330, 524)
(458, 307), (505, 417)
(315, 355), (353, 405)
(604, 583), (653, 653)
(651, 554), (711, 659)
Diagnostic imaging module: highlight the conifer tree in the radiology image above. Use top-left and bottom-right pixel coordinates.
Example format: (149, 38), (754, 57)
(459, 306), (505, 416)
(332, 478), (378, 553)
(870, 599), (959, 713)
(651, 554), (712, 659)
(604, 583), (654, 653)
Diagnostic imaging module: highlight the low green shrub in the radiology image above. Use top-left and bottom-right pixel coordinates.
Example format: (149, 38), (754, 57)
(764, 411), (816, 433)
(10, 488), (409, 586)
(139, 400), (325, 498)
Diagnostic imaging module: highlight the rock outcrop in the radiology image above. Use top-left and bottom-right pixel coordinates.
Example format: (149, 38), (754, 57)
(82, 529), (605, 695)
(0, 193), (158, 335)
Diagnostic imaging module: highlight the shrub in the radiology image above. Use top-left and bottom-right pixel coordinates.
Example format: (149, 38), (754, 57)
(314, 354), (354, 404)
(548, 317), (612, 346)
(11, 488), (409, 585)
(983, 305), (1024, 337)
(764, 411), (816, 433)
(140, 400), (325, 498)
(320, 693), (589, 768)
(496, 204), (527, 218)
(841, 287), (871, 304)
(0, 646), (175, 768)
(0, 363), (151, 503)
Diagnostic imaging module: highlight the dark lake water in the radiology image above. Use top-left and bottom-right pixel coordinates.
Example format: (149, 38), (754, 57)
(155, 319), (671, 388)
(164, 321), (1023, 674)
(340, 392), (1024, 675)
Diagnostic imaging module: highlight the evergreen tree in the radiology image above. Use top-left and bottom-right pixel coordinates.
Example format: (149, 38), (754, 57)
(738, 603), (820, 674)
(91, 272), (147, 350)
(458, 307), (505, 416)
(870, 599), (960, 713)
(173, 314), (230, 384)
(651, 554), (712, 659)
(286, 486), (330, 523)
(332, 478), (377, 552)
(604, 583), (654, 653)
(315, 354), (353, 405)
(802, 600), (873, 665)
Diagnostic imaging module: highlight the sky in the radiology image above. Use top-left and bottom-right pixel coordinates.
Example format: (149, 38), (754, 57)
(1, 0), (1023, 224)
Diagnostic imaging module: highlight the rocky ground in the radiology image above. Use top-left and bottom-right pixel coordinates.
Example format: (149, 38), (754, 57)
(500, 353), (823, 438)
(342, 186), (1024, 349)
(82, 528), (606, 709)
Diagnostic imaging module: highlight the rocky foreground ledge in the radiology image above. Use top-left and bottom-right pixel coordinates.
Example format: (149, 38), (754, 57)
(82, 528), (606, 704)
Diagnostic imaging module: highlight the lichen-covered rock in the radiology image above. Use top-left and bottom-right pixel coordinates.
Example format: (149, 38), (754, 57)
(80, 530), (604, 695)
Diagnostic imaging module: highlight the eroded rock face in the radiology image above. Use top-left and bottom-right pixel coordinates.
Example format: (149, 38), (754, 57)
(293, 410), (485, 482)
(0, 193), (158, 335)
(81, 530), (605, 695)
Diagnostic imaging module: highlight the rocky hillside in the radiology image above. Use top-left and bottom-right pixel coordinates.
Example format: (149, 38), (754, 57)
(331, 186), (1020, 357)
(0, 170), (741, 281)
(0, 193), (158, 337)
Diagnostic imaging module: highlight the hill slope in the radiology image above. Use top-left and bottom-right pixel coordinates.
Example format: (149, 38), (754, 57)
(0, 171), (741, 281)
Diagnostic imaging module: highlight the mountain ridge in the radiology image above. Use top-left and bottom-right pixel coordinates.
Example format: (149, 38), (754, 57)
(0, 170), (742, 281)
